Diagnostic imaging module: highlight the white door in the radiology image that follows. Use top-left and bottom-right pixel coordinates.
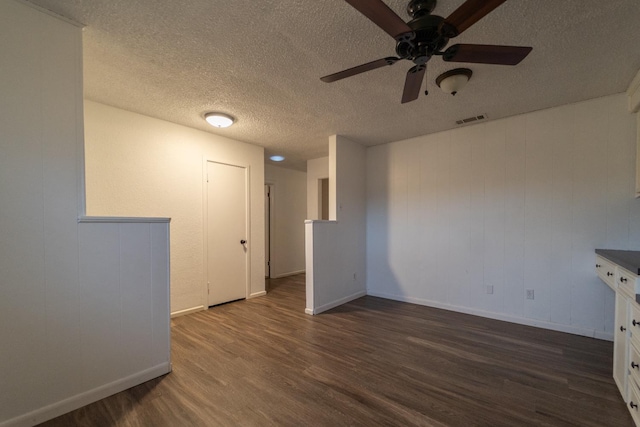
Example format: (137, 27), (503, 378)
(207, 161), (248, 306)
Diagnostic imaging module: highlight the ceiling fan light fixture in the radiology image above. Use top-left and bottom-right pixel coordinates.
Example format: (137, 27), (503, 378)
(204, 112), (235, 128)
(436, 68), (472, 96)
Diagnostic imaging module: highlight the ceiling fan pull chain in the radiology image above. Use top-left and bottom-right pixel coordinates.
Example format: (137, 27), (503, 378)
(424, 66), (429, 96)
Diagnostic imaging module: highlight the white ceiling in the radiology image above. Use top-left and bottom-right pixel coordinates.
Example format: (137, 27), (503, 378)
(26, 0), (640, 171)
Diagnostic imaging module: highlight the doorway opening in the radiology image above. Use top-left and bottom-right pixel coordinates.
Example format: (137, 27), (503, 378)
(319, 178), (329, 220)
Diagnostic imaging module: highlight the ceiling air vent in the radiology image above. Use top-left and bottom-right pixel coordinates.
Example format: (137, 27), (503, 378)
(456, 114), (487, 125)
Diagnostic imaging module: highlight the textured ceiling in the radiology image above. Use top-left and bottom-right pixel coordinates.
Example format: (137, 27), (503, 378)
(26, 0), (640, 171)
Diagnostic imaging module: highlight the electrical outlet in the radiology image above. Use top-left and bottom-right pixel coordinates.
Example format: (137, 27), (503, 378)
(486, 285), (493, 294)
(526, 289), (535, 300)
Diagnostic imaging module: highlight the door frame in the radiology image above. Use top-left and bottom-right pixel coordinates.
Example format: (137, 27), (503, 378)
(264, 183), (275, 279)
(202, 159), (251, 308)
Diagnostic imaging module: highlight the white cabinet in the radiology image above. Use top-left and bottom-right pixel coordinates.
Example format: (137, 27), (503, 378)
(615, 290), (630, 398)
(596, 253), (640, 426)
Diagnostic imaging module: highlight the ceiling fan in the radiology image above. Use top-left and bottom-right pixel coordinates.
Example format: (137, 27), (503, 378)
(320, 0), (532, 103)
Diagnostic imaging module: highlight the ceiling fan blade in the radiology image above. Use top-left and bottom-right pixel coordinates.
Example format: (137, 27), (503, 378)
(440, 0), (507, 38)
(401, 64), (426, 104)
(321, 57), (400, 83)
(442, 44), (532, 65)
(344, 0), (413, 40)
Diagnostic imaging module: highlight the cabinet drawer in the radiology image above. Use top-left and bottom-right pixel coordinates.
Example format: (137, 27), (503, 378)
(631, 304), (640, 350)
(619, 267), (638, 299)
(628, 378), (640, 426)
(630, 342), (640, 391)
(596, 255), (616, 290)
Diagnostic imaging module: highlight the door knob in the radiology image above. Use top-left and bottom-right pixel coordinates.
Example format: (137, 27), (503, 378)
(240, 239), (247, 244)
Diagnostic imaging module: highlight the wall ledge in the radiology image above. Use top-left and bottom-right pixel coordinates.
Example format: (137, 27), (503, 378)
(304, 219), (337, 224)
(78, 216), (171, 224)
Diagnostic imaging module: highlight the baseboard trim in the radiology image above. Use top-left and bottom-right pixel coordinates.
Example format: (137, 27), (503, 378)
(304, 308), (314, 315)
(366, 290), (614, 342)
(270, 270), (305, 279)
(310, 290), (367, 315)
(1, 362), (171, 427)
(249, 291), (267, 299)
(170, 306), (205, 318)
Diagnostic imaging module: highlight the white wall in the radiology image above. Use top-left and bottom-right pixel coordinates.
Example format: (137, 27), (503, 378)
(305, 136), (367, 314)
(306, 156), (329, 220)
(265, 164), (306, 278)
(0, 3), (170, 426)
(367, 94), (640, 340)
(84, 101), (265, 315)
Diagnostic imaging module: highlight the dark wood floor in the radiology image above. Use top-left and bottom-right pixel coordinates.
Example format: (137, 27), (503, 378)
(41, 274), (632, 426)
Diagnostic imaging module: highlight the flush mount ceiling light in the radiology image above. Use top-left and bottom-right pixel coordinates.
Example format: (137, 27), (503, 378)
(436, 68), (472, 96)
(270, 155), (285, 162)
(204, 112), (235, 128)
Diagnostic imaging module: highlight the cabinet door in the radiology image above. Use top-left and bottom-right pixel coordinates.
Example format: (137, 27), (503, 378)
(615, 291), (630, 400)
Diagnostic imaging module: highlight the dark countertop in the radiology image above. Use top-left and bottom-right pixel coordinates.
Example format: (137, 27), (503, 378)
(596, 249), (640, 275)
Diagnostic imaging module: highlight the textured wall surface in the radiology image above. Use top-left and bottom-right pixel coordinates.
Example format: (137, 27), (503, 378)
(0, 4), (84, 422)
(84, 100), (265, 314)
(367, 94), (640, 339)
(1, 3), (170, 425)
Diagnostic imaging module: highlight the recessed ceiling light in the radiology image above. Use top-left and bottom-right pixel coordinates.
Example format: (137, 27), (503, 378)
(204, 112), (235, 128)
(270, 155), (285, 162)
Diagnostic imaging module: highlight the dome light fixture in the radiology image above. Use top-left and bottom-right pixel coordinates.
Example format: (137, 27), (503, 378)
(270, 155), (285, 162)
(436, 68), (472, 96)
(204, 112), (235, 128)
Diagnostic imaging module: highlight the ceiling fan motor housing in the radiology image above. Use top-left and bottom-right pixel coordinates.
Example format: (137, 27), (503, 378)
(396, 14), (449, 62)
(407, 0), (437, 18)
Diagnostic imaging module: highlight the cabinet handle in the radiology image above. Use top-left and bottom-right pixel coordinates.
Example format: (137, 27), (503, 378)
(631, 401), (638, 410)
(621, 277), (628, 283)
(621, 326), (627, 332)
(607, 272), (613, 276)
(596, 264), (601, 268)
(632, 362), (639, 370)
(634, 320), (639, 327)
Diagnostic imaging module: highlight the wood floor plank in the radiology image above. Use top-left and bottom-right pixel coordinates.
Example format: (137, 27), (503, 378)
(39, 274), (633, 426)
